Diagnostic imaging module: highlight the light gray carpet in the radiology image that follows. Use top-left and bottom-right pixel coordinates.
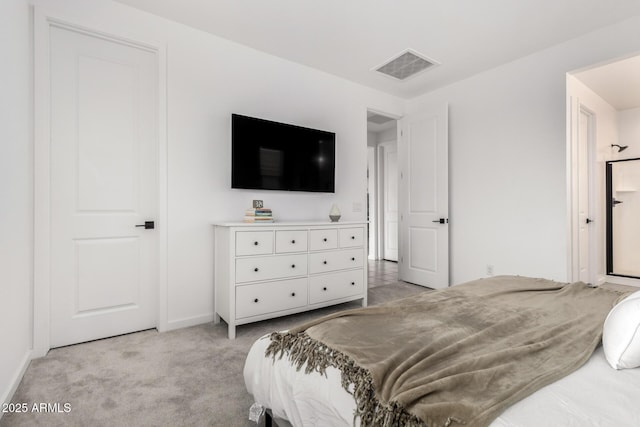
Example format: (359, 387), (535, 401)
(1, 267), (429, 427)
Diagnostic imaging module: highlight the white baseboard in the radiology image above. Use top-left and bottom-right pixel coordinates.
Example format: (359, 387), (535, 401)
(0, 350), (32, 421)
(164, 313), (214, 332)
(603, 275), (640, 288)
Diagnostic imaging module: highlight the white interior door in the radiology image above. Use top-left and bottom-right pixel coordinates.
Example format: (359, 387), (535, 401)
(398, 105), (449, 288)
(577, 107), (594, 283)
(50, 25), (158, 347)
(381, 142), (398, 261)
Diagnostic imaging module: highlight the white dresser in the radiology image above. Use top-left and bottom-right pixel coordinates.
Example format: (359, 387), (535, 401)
(213, 221), (368, 338)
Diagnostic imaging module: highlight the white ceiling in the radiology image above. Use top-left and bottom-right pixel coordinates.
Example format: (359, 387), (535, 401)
(115, 0), (640, 99)
(574, 55), (640, 111)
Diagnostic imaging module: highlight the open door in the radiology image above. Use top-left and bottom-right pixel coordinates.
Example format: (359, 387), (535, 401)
(380, 142), (398, 261)
(398, 104), (449, 288)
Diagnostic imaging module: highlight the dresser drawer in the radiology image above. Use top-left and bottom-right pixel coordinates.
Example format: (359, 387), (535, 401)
(275, 230), (308, 253)
(236, 231), (274, 256)
(339, 227), (364, 248)
(308, 248), (363, 274)
(309, 270), (364, 304)
(309, 229), (338, 251)
(236, 254), (307, 283)
(236, 278), (308, 319)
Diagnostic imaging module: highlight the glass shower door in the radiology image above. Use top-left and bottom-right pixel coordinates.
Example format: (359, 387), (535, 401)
(606, 158), (640, 278)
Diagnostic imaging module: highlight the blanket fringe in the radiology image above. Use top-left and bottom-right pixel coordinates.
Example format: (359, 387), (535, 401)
(266, 331), (458, 427)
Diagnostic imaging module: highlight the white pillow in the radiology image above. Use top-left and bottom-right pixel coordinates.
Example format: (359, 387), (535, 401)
(603, 290), (640, 370)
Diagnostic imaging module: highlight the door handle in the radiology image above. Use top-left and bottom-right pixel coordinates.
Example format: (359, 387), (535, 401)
(586, 218), (594, 224)
(432, 218), (448, 224)
(135, 221), (155, 230)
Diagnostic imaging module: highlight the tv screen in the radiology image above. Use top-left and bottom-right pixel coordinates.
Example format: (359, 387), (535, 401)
(231, 114), (335, 192)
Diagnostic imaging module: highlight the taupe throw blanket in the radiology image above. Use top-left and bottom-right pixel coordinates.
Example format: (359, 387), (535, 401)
(266, 276), (631, 427)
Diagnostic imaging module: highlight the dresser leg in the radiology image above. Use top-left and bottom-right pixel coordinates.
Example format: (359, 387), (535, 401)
(214, 313), (221, 324)
(228, 323), (236, 339)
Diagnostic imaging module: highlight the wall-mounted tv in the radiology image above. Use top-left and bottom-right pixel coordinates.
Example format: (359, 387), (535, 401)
(231, 114), (335, 193)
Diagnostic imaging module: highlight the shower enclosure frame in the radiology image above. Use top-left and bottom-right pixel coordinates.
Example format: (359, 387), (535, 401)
(606, 157), (640, 279)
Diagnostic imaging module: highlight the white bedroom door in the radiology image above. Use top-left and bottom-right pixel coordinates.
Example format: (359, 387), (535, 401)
(49, 25), (158, 347)
(398, 104), (449, 289)
(381, 142), (399, 261)
(577, 107), (595, 283)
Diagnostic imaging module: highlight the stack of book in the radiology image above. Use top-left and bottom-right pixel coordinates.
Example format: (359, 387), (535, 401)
(244, 207), (274, 223)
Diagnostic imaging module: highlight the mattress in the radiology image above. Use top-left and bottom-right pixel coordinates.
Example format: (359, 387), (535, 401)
(245, 334), (640, 426)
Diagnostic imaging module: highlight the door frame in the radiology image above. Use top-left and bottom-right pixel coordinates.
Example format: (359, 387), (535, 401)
(33, 9), (168, 357)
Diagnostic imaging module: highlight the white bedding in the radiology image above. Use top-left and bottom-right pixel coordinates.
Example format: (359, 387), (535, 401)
(244, 334), (640, 426)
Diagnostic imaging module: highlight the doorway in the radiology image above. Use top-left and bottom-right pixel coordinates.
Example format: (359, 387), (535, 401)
(366, 105), (450, 289)
(366, 110), (399, 263)
(568, 54), (640, 286)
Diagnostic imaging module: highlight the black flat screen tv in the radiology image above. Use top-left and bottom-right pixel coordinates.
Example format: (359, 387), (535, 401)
(231, 114), (335, 192)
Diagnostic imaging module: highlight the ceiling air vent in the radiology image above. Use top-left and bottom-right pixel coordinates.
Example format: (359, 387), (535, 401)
(375, 49), (438, 81)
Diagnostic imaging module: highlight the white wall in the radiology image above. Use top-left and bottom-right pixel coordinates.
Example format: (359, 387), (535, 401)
(377, 126), (397, 144)
(367, 131), (378, 147)
(31, 0), (405, 330)
(166, 24), (404, 325)
(612, 107), (640, 278)
(408, 16), (640, 285)
(0, 0), (33, 409)
(618, 107), (640, 157)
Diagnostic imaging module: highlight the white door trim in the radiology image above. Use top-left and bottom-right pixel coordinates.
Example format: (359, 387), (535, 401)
(566, 89), (578, 283)
(579, 105), (597, 284)
(33, 9), (168, 357)
(567, 93), (581, 283)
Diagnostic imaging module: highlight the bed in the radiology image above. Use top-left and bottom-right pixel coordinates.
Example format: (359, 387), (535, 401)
(244, 276), (640, 427)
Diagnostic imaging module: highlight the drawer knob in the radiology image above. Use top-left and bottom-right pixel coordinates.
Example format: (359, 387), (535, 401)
(254, 267), (259, 272)
(351, 257), (355, 261)
(254, 241), (259, 246)
(323, 260), (327, 265)
(323, 287), (327, 291)
(291, 292), (296, 297)
(323, 238), (327, 242)
(254, 298), (259, 303)
(351, 281), (355, 286)
(291, 264), (296, 268)
(351, 236), (355, 240)
(291, 239), (296, 244)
